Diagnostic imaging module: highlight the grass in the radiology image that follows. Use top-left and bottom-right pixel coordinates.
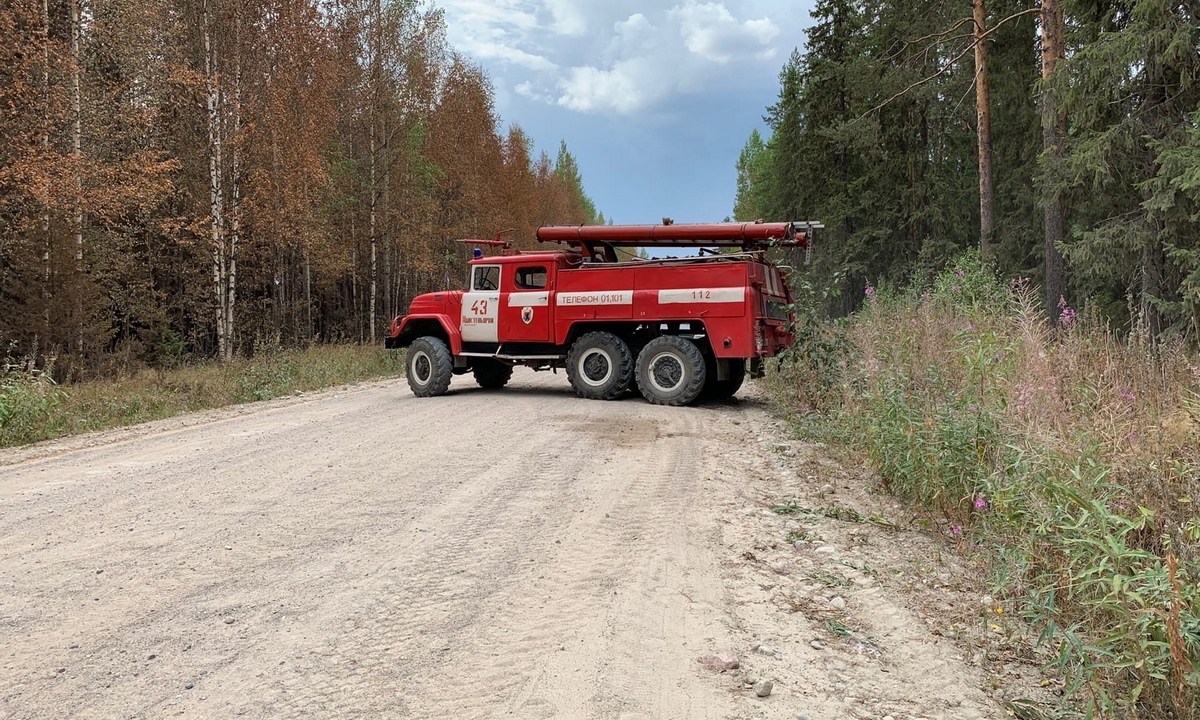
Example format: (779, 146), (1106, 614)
(770, 252), (1200, 719)
(0, 345), (406, 449)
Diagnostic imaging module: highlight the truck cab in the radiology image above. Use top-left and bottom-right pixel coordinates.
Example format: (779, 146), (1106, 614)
(386, 222), (811, 406)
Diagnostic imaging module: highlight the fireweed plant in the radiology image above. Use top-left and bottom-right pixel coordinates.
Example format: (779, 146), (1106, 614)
(769, 252), (1200, 718)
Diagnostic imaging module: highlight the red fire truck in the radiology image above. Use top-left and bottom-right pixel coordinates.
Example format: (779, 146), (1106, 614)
(385, 221), (809, 405)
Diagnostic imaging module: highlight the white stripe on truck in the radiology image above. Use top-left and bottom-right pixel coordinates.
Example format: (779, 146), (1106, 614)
(658, 287), (746, 304)
(507, 292), (549, 307)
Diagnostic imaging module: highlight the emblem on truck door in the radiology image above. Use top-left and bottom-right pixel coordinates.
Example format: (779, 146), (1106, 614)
(521, 306), (534, 324)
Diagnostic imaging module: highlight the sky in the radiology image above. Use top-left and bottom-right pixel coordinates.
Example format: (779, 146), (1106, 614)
(438, 0), (818, 226)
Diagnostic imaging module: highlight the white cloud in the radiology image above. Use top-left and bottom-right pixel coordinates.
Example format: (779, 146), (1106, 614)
(515, 80), (554, 104)
(442, 1), (797, 116)
(556, 60), (653, 114)
(463, 40), (558, 72)
(544, 0), (588, 36)
(669, 2), (780, 64)
(442, 0), (539, 32)
(604, 13), (655, 63)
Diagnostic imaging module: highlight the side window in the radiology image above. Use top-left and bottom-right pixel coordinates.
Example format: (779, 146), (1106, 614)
(515, 266), (548, 290)
(472, 266), (500, 291)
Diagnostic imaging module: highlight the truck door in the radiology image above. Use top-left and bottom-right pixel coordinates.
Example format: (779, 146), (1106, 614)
(501, 264), (552, 344)
(462, 264), (501, 344)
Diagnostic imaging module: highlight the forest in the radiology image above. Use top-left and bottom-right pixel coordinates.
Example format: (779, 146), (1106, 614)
(0, 0), (600, 379)
(735, 0), (1199, 334)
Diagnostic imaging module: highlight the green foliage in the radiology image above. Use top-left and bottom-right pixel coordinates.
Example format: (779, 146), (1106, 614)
(554, 140), (600, 224)
(1051, 0), (1200, 337)
(0, 346), (405, 449)
(733, 129), (773, 221)
(769, 272), (855, 417)
(743, 0), (1197, 338)
(750, 0), (995, 315)
(931, 250), (1009, 315)
(0, 363), (68, 447)
(771, 252), (1200, 716)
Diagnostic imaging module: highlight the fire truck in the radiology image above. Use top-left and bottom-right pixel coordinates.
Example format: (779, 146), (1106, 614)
(384, 221), (809, 406)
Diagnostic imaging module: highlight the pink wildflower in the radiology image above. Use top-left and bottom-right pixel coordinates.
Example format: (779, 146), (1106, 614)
(974, 496), (988, 511)
(951, 524), (963, 536)
(1058, 296), (1077, 325)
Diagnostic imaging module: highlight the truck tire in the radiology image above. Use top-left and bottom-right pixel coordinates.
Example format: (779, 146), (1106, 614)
(406, 336), (453, 397)
(703, 358), (746, 401)
(566, 331), (634, 400)
(636, 336), (707, 406)
(472, 359), (513, 389)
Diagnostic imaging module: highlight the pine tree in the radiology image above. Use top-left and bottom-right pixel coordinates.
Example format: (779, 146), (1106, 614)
(553, 141), (599, 224)
(1056, 0), (1200, 334)
(732, 129), (773, 221)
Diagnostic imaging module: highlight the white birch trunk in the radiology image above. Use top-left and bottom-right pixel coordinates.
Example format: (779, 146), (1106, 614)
(369, 127), (377, 346)
(204, 0), (228, 362)
(226, 9), (242, 362)
(381, 109), (392, 323)
(368, 0), (380, 345)
(305, 252), (312, 341)
(352, 244), (359, 344)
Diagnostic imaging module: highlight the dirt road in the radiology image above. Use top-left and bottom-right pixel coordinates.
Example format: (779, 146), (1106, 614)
(0, 372), (1008, 720)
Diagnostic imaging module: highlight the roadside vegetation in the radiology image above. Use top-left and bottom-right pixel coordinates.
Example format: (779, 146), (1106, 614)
(770, 255), (1200, 718)
(0, 345), (404, 449)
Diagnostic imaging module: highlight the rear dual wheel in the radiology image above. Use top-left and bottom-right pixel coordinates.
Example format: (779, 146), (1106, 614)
(702, 357), (746, 401)
(472, 359), (513, 389)
(566, 331), (634, 400)
(636, 336), (707, 406)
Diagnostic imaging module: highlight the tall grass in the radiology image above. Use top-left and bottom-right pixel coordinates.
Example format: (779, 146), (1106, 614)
(771, 253), (1200, 718)
(0, 345), (405, 448)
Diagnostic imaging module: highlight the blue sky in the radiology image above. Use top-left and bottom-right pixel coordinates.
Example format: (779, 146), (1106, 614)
(439, 0), (818, 225)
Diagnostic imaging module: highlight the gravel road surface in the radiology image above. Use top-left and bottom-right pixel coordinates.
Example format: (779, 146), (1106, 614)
(0, 371), (1007, 720)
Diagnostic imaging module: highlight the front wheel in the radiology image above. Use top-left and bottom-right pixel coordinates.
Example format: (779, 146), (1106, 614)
(636, 336), (707, 406)
(566, 331), (634, 400)
(406, 337), (453, 397)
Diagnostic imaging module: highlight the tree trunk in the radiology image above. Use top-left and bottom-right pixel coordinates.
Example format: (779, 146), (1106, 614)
(226, 5), (242, 362)
(70, 0), (83, 355)
(1040, 0), (1066, 322)
(41, 0), (51, 351)
(352, 243), (359, 344)
(1140, 235), (1163, 337)
(973, 0), (995, 261)
(204, 0), (228, 361)
(368, 0), (380, 345)
(270, 119), (284, 344)
(304, 251), (312, 342)
(382, 110), (392, 325)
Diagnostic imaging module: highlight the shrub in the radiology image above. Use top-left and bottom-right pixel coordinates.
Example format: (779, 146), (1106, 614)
(0, 362), (67, 447)
(0, 345), (405, 449)
(772, 252), (1200, 717)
